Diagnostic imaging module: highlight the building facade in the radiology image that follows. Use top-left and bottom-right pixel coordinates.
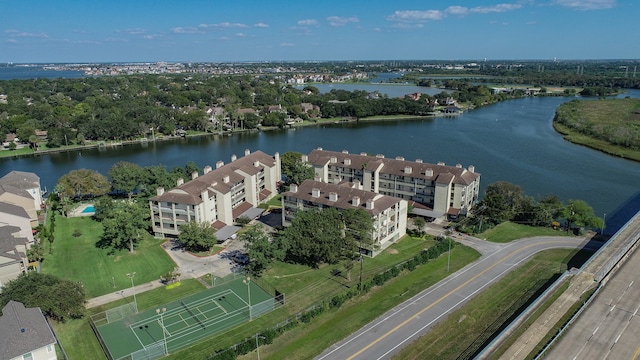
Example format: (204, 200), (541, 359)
(281, 179), (407, 256)
(149, 150), (281, 240)
(304, 148), (480, 219)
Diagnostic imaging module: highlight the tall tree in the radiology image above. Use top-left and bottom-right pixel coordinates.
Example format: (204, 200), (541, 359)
(240, 225), (284, 276)
(283, 207), (345, 267)
(100, 201), (149, 252)
(177, 221), (217, 252)
(56, 169), (110, 199)
(281, 151), (315, 185)
(0, 273), (85, 322)
(109, 161), (145, 201)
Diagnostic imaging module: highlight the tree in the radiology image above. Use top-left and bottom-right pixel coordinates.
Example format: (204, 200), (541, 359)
(240, 225), (279, 276)
(109, 161), (145, 201)
(160, 268), (181, 284)
(563, 199), (601, 232)
(281, 151), (314, 185)
(0, 272), (85, 322)
(342, 208), (374, 253)
(56, 169), (110, 199)
(27, 243), (45, 263)
(412, 216), (426, 231)
(177, 221), (217, 252)
(99, 201), (149, 252)
(475, 181), (525, 225)
(282, 207), (345, 267)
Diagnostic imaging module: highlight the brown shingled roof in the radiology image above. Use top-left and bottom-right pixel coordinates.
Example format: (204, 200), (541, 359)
(283, 179), (401, 216)
(151, 150), (276, 204)
(307, 149), (479, 186)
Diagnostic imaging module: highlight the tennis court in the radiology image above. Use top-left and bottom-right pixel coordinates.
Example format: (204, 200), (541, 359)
(93, 278), (277, 360)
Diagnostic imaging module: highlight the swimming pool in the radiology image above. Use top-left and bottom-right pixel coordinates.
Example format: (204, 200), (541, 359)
(81, 205), (95, 213)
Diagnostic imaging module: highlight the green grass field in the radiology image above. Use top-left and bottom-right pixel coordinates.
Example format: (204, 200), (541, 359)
(393, 248), (588, 359)
(479, 222), (571, 243)
(42, 215), (176, 297)
(553, 98), (640, 162)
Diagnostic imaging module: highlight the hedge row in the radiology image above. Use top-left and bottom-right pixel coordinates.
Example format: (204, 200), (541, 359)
(207, 238), (455, 359)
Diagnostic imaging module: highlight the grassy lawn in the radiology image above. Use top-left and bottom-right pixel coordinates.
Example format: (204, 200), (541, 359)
(260, 245), (481, 360)
(42, 215), (176, 297)
(393, 248), (582, 360)
(52, 279), (206, 360)
(478, 222), (571, 243)
(553, 98), (640, 162)
(160, 236), (465, 359)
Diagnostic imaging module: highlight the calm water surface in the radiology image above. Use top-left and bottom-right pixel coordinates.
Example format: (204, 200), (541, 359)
(1, 90), (639, 223)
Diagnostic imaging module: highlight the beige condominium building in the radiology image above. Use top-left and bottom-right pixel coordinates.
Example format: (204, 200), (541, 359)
(304, 148), (480, 219)
(281, 179), (407, 256)
(149, 150), (281, 241)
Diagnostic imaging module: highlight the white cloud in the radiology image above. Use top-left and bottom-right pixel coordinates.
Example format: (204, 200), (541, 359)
(254, 22), (269, 28)
(5, 39), (18, 43)
(5, 30), (49, 38)
(171, 27), (202, 34)
(236, 32), (246, 37)
(280, 42), (295, 47)
(297, 19), (319, 26)
(553, 0), (616, 10)
(117, 28), (146, 35)
(470, 4), (522, 13)
(392, 22), (425, 29)
(326, 16), (359, 27)
(445, 6), (469, 15)
(526, 21), (536, 25)
(199, 22), (248, 30)
(387, 10), (444, 22)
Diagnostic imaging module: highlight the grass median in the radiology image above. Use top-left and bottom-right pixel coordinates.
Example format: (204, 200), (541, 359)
(479, 222), (572, 243)
(393, 248), (592, 360)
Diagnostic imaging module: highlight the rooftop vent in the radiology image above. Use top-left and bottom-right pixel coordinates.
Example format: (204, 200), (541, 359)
(312, 188), (320, 198)
(216, 161), (224, 169)
(204, 165), (212, 174)
(329, 192), (338, 202)
(177, 178), (184, 186)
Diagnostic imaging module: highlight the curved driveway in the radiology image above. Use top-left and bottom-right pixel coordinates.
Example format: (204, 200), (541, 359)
(316, 236), (600, 360)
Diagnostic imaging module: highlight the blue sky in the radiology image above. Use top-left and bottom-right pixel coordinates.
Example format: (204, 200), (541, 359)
(0, 0), (636, 63)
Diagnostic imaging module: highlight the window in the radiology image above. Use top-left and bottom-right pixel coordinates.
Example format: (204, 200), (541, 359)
(22, 353), (33, 360)
(47, 344), (54, 352)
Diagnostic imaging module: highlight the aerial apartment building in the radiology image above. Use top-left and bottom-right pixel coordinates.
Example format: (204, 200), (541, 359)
(281, 179), (407, 256)
(149, 150), (281, 240)
(303, 148), (480, 219)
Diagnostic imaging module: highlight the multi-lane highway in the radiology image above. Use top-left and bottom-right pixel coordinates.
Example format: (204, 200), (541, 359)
(543, 215), (640, 360)
(316, 235), (599, 360)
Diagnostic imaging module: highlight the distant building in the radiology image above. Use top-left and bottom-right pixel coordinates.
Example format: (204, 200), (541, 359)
(281, 179), (407, 256)
(149, 150), (281, 241)
(303, 148), (480, 219)
(0, 185), (38, 226)
(0, 301), (57, 360)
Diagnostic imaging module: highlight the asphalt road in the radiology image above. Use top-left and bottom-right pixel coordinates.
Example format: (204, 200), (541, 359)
(315, 236), (598, 360)
(546, 244), (640, 360)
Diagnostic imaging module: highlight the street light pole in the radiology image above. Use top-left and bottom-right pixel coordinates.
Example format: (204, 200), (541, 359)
(447, 237), (451, 272)
(156, 308), (167, 355)
(126, 272), (137, 313)
(244, 277), (252, 321)
(256, 333), (266, 360)
(601, 213), (606, 236)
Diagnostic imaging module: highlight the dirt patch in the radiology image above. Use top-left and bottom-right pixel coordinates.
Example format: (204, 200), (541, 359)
(386, 248), (399, 254)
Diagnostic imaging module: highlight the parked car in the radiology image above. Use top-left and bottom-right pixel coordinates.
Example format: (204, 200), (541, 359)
(232, 253), (249, 265)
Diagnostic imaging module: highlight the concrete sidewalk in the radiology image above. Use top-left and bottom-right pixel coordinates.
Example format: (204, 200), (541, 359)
(86, 238), (245, 309)
(86, 279), (167, 308)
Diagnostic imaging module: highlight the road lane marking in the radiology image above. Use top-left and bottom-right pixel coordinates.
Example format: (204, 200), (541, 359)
(345, 241), (556, 360)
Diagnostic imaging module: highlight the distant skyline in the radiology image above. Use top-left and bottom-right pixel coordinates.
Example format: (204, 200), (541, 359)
(0, 0), (637, 63)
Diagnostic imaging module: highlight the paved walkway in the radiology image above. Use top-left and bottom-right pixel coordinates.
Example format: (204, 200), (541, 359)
(86, 238), (247, 309)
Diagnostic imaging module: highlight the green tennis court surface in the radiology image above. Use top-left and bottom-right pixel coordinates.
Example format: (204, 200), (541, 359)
(94, 278), (275, 359)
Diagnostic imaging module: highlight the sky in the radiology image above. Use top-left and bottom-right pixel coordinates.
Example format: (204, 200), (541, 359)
(0, 0), (637, 63)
